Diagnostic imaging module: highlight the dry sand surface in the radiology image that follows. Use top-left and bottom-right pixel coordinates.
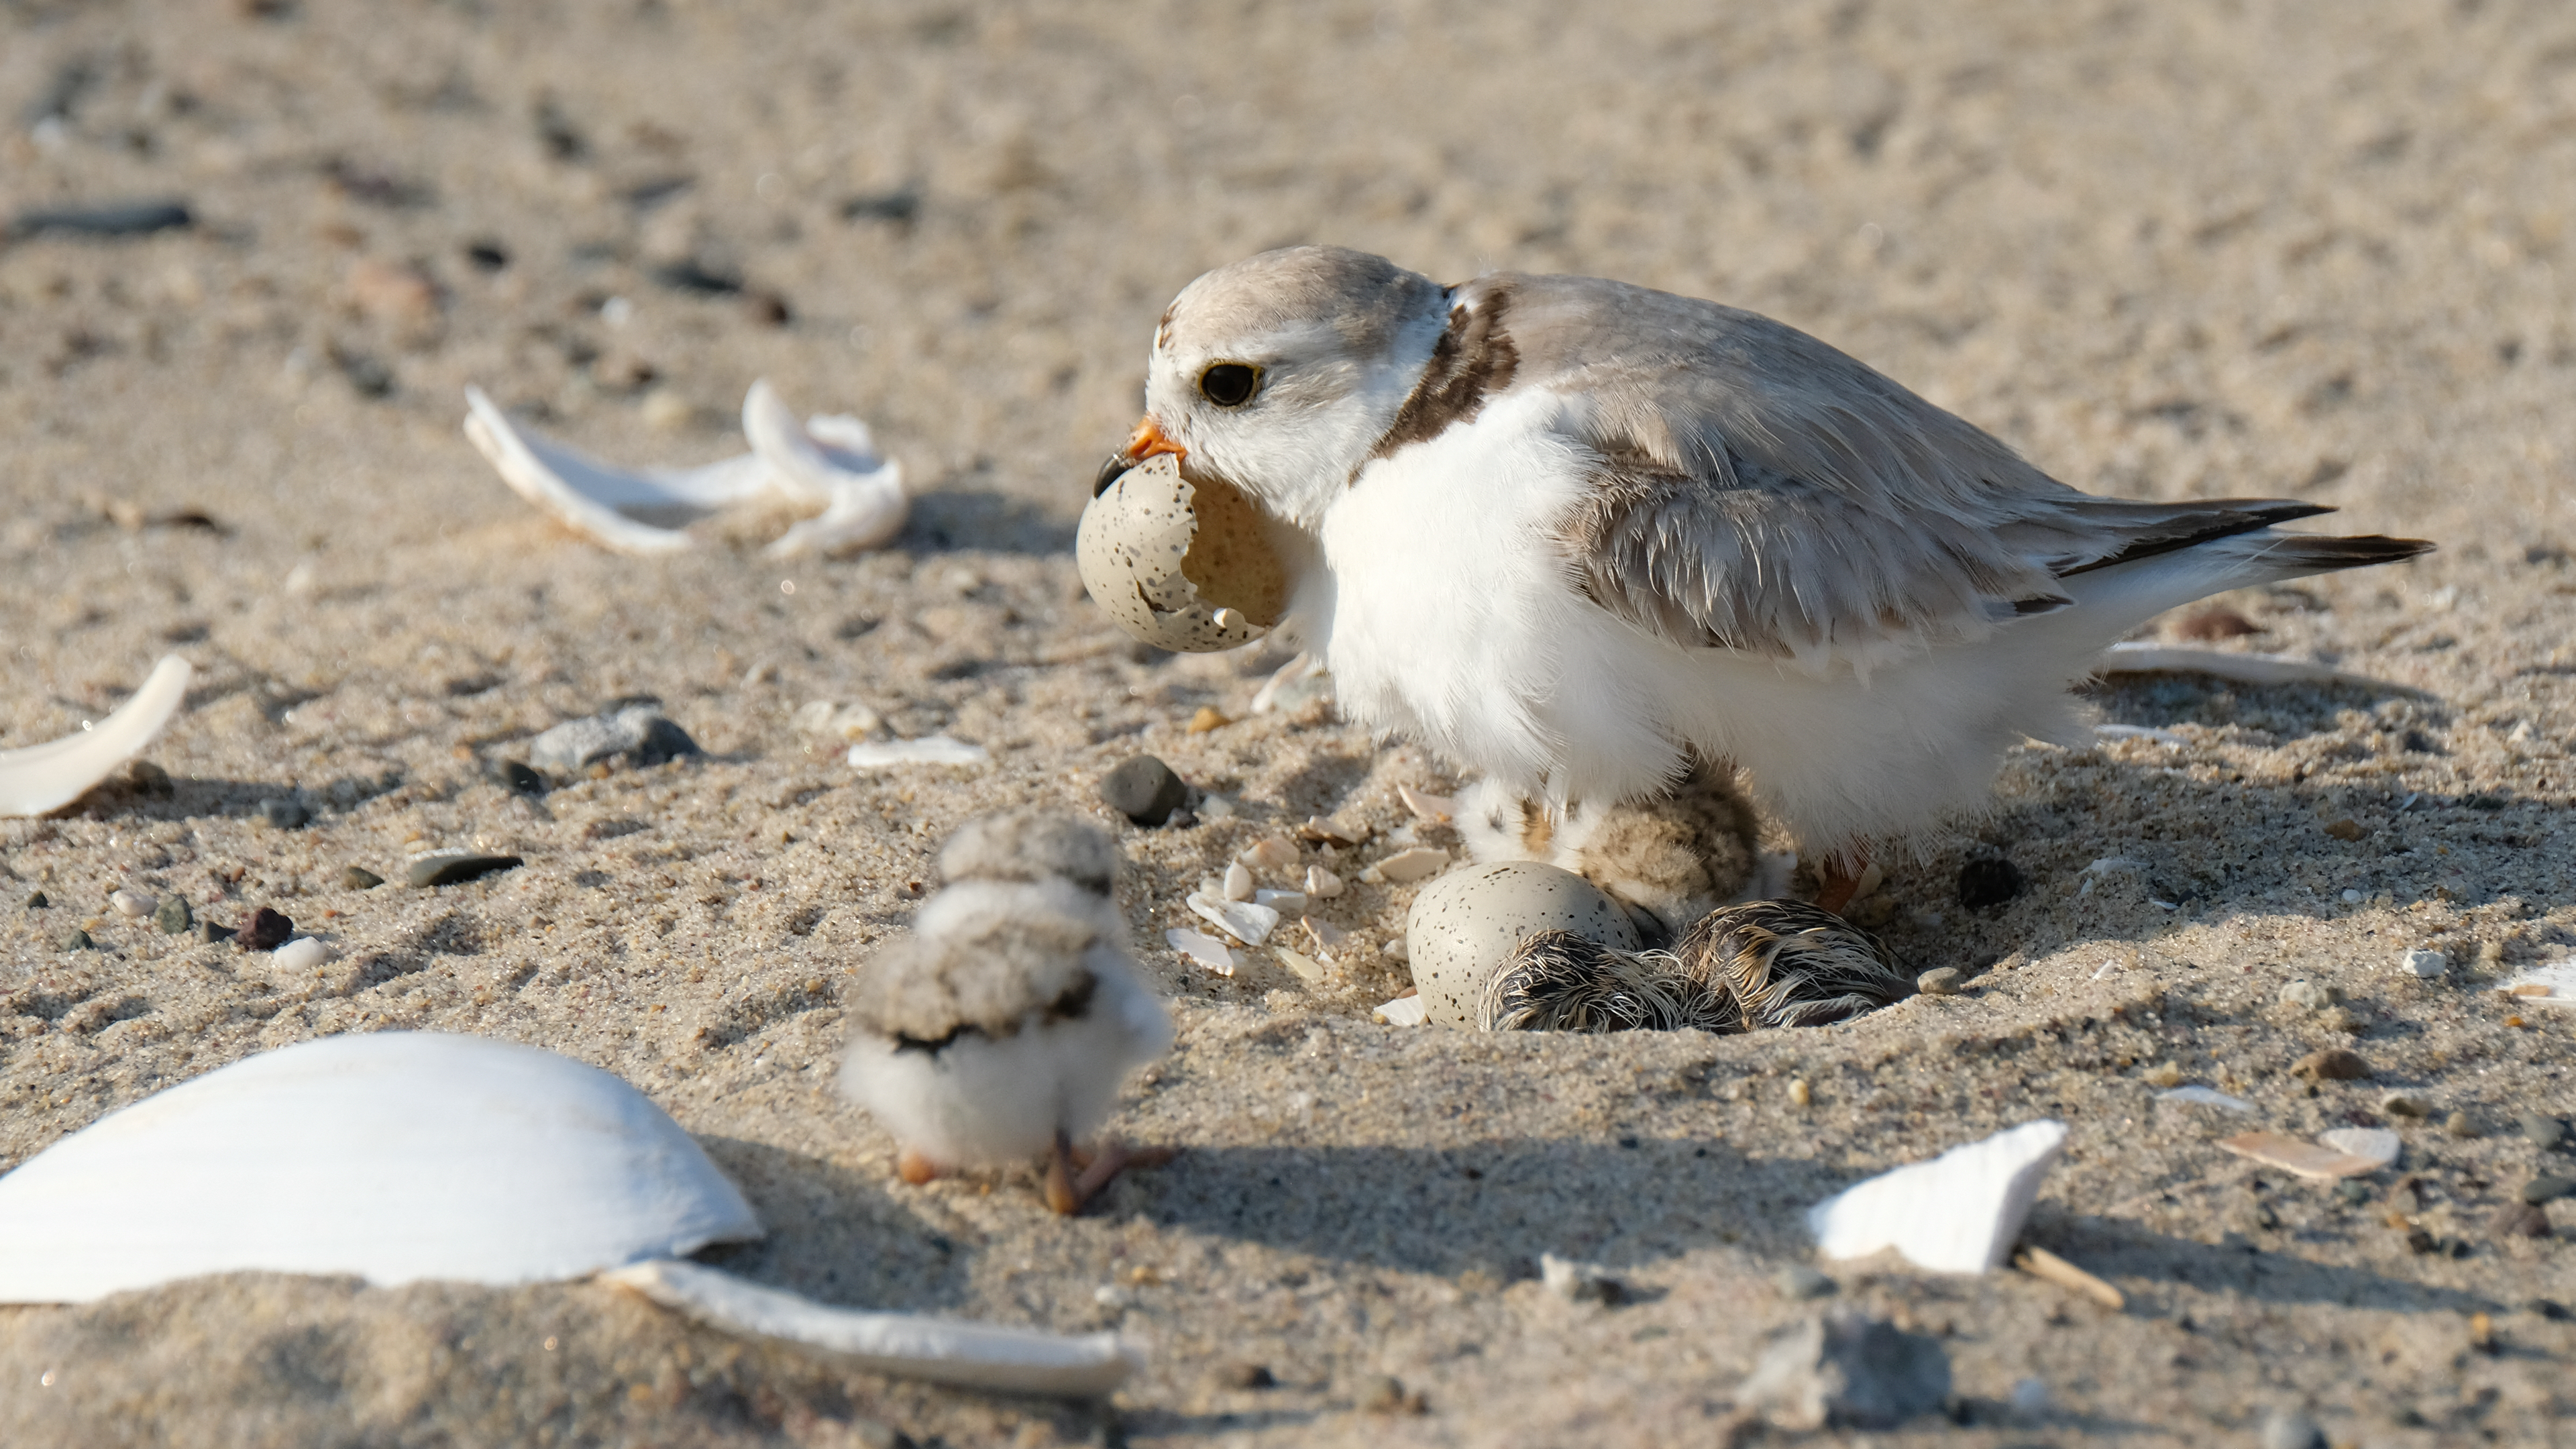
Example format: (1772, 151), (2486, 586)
(3, 0), (2575, 1444)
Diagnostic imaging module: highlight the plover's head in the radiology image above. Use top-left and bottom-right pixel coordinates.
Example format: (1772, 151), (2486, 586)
(1099, 246), (1450, 529)
(940, 810), (1119, 898)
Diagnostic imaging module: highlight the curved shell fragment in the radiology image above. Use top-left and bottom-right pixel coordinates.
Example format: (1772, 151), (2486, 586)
(603, 1258), (1140, 1397)
(1807, 1120), (2067, 1274)
(0, 1032), (761, 1303)
(0, 655), (192, 818)
(463, 378), (905, 557)
(1076, 454), (1285, 653)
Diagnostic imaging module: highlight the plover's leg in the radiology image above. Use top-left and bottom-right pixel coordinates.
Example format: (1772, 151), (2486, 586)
(1811, 851), (1870, 916)
(897, 1146), (943, 1185)
(1047, 1130), (1177, 1215)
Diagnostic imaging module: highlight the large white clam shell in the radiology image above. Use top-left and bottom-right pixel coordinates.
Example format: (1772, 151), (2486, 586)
(1807, 1119), (2067, 1274)
(0, 654), (191, 818)
(1077, 454), (1287, 652)
(463, 378), (906, 557)
(0, 1032), (761, 1303)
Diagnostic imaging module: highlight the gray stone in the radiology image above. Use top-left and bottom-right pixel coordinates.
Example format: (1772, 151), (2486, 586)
(343, 865), (384, 890)
(2259, 1408), (2324, 1449)
(1916, 967), (1965, 996)
(2523, 1173), (2575, 1205)
(529, 702), (701, 776)
(1538, 1252), (1623, 1305)
(407, 851), (524, 888)
(258, 797), (310, 829)
(2520, 1114), (2566, 1150)
(1737, 1310), (1951, 1431)
(23, 891), (46, 910)
(1773, 1264), (1837, 1301)
(58, 928), (93, 952)
(1099, 755), (1188, 826)
(152, 894), (192, 934)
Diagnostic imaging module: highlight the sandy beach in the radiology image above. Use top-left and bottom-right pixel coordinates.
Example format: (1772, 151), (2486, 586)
(2, 1), (2573, 1444)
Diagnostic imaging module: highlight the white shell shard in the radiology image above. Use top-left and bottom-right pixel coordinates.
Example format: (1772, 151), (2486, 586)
(1396, 786), (1458, 824)
(845, 736), (991, 769)
(1222, 860), (1255, 902)
(602, 1258), (1140, 1397)
(2398, 947), (2447, 979)
(1371, 847), (1451, 883)
(2500, 959), (2576, 1009)
(1373, 994), (1428, 1026)
(2096, 642), (2420, 694)
(0, 655), (193, 818)
(1164, 927), (1242, 977)
(2318, 1127), (2401, 1169)
(464, 379), (904, 558)
(1272, 947), (1326, 984)
(2217, 1130), (2388, 1180)
(1075, 454), (1287, 653)
(0, 1032), (761, 1304)
(2155, 1085), (2255, 1113)
(1808, 1120), (2068, 1274)
(110, 890), (156, 918)
(1304, 865), (1345, 899)
(1185, 892), (1279, 946)
(270, 936), (337, 973)
(1252, 888), (1307, 914)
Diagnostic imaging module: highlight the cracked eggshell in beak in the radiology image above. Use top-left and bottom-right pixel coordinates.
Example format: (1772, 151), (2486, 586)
(1077, 454), (1287, 652)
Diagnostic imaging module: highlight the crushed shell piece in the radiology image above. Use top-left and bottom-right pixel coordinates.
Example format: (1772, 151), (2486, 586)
(1185, 893), (1279, 947)
(847, 736), (990, 769)
(1808, 1120), (2068, 1274)
(1252, 888), (1307, 914)
(1374, 994), (1428, 1027)
(1305, 865), (1345, 898)
(110, 890), (156, 919)
(1222, 861), (1255, 902)
(1297, 816), (1364, 845)
(271, 936), (338, 973)
(2318, 1127), (2401, 1169)
(606, 1258), (1138, 1397)
(1165, 928), (1242, 977)
(1301, 918), (1346, 952)
(1238, 837), (1301, 871)
(2217, 1130), (2389, 1179)
(2155, 1085), (2255, 1112)
(1272, 947), (1326, 984)
(0, 655), (193, 819)
(1371, 847), (1451, 884)
(1397, 786), (1457, 824)
(2398, 947), (2447, 978)
(2498, 961), (2576, 1008)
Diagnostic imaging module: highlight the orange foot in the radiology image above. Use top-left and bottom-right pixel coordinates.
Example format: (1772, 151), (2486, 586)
(1045, 1130), (1179, 1216)
(1811, 851), (1872, 916)
(896, 1146), (943, 1185)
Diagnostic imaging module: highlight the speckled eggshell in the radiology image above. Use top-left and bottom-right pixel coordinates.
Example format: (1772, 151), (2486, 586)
(1405, 862), (1643, 1027)
(1076, 454), (1286, 653)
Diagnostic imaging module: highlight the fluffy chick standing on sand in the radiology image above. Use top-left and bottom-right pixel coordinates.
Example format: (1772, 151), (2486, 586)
(842, 811), (1174, 1214)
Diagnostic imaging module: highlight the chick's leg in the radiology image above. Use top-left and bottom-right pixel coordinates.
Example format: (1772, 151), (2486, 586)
(1811, 850), (1871, 916)
(1047, 1130), (1177, 1216)
(897, 1146), (943, 1185)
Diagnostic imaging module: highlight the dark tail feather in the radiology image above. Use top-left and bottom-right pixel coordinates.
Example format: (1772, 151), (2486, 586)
(2237, 532), (2436, 574)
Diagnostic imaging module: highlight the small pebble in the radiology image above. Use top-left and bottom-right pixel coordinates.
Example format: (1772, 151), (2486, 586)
(2398, 947), (2447, 978)
(2524, 1174), (2576, 1205)
(1223, 861), (1255, 902)
(1099, 755), (1189, 826)
(1356, 1375), (1423, 1415)
(272, 936), (336, 972)
(23, 891), (48, 910)
(2278, 978), (2331, 1011)
(1774, 1265), (1836, 1301)
(110, 890), (156, 918)
(2445, 1112), (2480, 1139)
(2339, 887), (2365, 904)
(2259, 1408), (2324, 1449)
(496, 760), (545, 795)
(1787, 1077), (1813, 1108)
(2324, 818), (2366, 842)
(2493, 1203), (2553, 1239)
(58, 928), (93, 952)
(2336, 1181), (2374, 1205)
(1539, 1252), (1623, 1305)
(529, 702), (700, 775)
(408, 852), (524, 888)
(9, 199), (193, 238)
(2143, 1061), (2184, 1088)
(1956, 857), (2025, 910)
(1305, 865), (1345, 899)
(152, 894), (192, 934)
(2521, 1114), (2566, 1150)
(259, 797), (310, 829)
(2292, 1049), (2371, 1081)
(343, 865), (385, 890)
(236, 907), (294, 952)
(1238, 837), (1300, 870)
(1916, 967), (1964, 996)
(1371, 846), (1450, 883)
(1218, 1362), (1276, 1390)
(1380, 936), (1407, 963)
(1185, 706), (1231, 733)
(2381, 1094), (2430, 1118)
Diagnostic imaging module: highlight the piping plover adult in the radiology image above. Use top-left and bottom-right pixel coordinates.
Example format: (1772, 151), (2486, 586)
(1097, 247), (2432, 908)
(841, 811), (1174, 1214)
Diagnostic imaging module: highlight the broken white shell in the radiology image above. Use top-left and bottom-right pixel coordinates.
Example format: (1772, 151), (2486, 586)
(2500, 959), (2576, 1009)
(1808, 1120), (2068, 1274)
(604, 1258), (1139, 1397)
(845, 736), (990, 769)
(1373, 994), (1428, 1026)
(2217, 1129), (2392, 1180)
(1076, 454), (1287, 652)
(0, 655), (192, 818)
(463, 378), (905, 557)
(1404, 861), (1641, 1028)
(0, 1032), (761, 1303)
(1165, 927), (1242, 977)
(1186, 892), (1279, 946)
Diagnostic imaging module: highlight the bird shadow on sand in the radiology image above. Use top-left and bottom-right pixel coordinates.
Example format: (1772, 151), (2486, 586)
(688, 1135), (985, 1313)
(2035, 1213), (2506, 1318)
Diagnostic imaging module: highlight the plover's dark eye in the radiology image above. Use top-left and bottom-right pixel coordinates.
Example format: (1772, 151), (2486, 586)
(1197, 362), (1261, 408)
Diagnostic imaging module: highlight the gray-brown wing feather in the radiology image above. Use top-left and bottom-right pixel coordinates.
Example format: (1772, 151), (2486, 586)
(1448, 272), (2389, 659)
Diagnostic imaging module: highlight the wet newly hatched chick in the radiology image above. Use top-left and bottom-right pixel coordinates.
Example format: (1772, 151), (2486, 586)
(1678, 900), (1913, 1030)
(1459, 761), (1765, 945)
(1482, 903), (1910, 1034)
(841, 812), (1173, 1214)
